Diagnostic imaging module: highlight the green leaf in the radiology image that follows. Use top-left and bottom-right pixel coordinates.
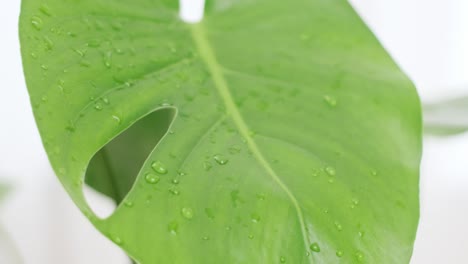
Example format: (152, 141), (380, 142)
(19, 0), (422, 263)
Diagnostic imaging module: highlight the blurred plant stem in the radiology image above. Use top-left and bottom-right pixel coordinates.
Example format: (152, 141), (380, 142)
(424, 94), (468, 136)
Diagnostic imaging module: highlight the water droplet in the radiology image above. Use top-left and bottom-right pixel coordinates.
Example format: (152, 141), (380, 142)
(103, 51), (112, 68)
(39, 4), (52, 16)
(310, 242), (321, 252)
(205, 208), (215, 219)
(65, 122), (76, 132)
(251, 213), (261, 223)
(334, 221), (343, 231)
(202, 236), (210, 241)
(73, 48), (86, 57)
(112, 115), (121, 124)
(168, 221), (178, 235)
(41, 95), (48, 102)
(151, 161), (168, 174)
(44, 36), (54, 50)
(102, 97), (110, 105)
(371, 169), (378, 176)
(336, 250), (343, 258)
(228, 145), (241, 154)
(280, 256), (286, 263)
(31, 16), (43, 30)
(87, 39), (101, 48)
(355, 251), (364, 262)
(358, 230), (365, 238)
(145, 173), (160, 184)
(94, 103), (103, 111)
(248, 234), (254, 239)
(213, 154), (228, 165)
(256, 193), (266, 200)
(323, 95), (337, 107)
(111, 236), (122, 245)
(203, 161), (212, 171)
(248, 130), (257, 137)
(181, 207), (194, 219)
(325, 166), (336, 176)
(169, 189), (179, 195)
(112, 21), (123, 31)
(79, 60), (91, 68)
(172, 179), (180, 185)
(40, 64), (48, 70)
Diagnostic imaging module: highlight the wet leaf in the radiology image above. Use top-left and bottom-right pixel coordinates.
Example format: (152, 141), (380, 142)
(19, 0), (422, 263)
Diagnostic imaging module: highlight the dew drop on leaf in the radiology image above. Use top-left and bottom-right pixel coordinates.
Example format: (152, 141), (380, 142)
(213, 154), (228, 165)
(251, 213), (261, 223)
(123, 201), (133, 208)
(310, 242), (321, 252)
(280, 256), (286, 263)
(111, 236), (123, 245)
(94, 103), (103, 111)
(355, 251), (364, 262)
(112, 115), (121, 124)
(151, 161), (168, 174)
(87, 39), (101, 48)
(44, 36), (54, 50)
(169, 189), (180, 195)
(203, 161), (212, 171)
(358, 230), (365, 238)
(39, 4), (52, 16)
(228, 145), (241, 154)
(168, 221), (178, 235)
(31, 16), (43, 30)
(325, 166), (336, 176)
(181, 207), (194, 219)
(336, 250), (344, 258)
(144, 173), (160, 184)
(204, 208), (215, 219)
(323, 95), (337, 107)
(334, 221), (343, 231)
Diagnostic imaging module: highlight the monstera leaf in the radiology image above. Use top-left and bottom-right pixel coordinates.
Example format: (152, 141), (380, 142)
(19, 0), (422, 263)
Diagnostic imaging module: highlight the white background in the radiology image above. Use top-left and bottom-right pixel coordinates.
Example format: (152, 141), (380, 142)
(0, 0), (467, 263)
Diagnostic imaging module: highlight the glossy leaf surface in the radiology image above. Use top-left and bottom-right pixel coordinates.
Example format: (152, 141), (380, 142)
(19, 0), (422, 263)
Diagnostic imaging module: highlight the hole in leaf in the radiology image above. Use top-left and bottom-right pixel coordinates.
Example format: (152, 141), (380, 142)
(179, 0), (205, 23)
(82, 184), (117, 218)
(84, 108), (176, 218)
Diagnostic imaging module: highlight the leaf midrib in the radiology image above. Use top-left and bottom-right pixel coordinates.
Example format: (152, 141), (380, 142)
(190, 22), (312, 260)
